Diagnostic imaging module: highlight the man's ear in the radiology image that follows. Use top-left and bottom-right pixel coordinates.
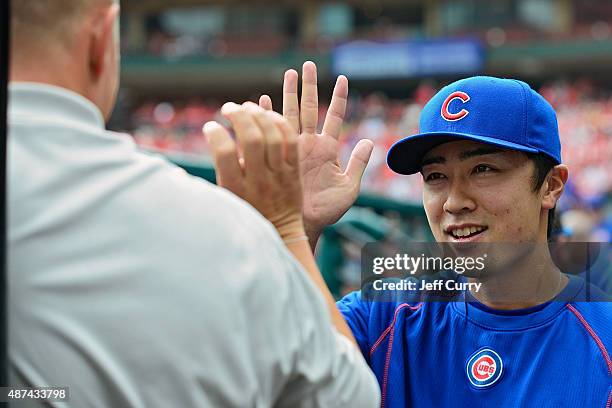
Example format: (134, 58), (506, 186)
(541, 164), (568, 210)
(89, 3), (120, 80)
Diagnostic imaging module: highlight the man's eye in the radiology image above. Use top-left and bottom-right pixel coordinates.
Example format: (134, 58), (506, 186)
(425, 172), (445, 181)
(473, 164), (493, 174)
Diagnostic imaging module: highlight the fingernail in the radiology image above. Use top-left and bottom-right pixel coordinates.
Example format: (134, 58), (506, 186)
(221, 102), (239, 114)
(202, 121), (218, 140)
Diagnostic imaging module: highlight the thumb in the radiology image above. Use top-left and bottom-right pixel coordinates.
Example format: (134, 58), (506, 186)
(345, 139), (374, 186)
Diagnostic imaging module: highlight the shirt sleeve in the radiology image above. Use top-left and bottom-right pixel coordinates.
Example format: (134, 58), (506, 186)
(336, 291), (373, 361)
(247, 235), (380, 408)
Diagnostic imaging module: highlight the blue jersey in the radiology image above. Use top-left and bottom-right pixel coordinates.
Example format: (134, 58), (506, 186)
(338, 274), (612, 407)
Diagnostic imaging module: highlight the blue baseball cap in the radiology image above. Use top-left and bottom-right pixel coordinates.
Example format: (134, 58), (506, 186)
(387, 76), (562, 175)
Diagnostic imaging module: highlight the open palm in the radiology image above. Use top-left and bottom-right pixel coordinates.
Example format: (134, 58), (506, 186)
(260, 62), (373, 244)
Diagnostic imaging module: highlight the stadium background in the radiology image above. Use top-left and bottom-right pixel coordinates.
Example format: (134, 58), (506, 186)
(109, 0), (612, 297)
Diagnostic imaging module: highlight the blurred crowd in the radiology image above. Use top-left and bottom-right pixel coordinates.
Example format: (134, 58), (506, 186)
(134, 22), (612, 60)
(122, 79), (612, 242)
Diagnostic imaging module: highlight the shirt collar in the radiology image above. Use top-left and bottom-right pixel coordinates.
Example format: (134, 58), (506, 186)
(9, 82), (105, 130)
(451, 273), (585, 330)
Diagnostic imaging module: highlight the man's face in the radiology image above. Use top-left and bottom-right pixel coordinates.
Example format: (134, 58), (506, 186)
(420, 140), (545, 244)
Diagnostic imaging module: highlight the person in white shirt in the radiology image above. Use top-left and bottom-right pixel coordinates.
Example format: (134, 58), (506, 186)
(8, 0), (379, 406)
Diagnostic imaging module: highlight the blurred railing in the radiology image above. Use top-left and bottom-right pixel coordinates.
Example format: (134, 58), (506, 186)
(171, 156), (430, 297)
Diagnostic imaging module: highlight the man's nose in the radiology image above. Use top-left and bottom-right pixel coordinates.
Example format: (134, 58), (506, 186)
(442, 180), (476, 214)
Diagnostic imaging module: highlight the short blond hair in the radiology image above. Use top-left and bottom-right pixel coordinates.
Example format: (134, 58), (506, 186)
(11, 0), (113, 49)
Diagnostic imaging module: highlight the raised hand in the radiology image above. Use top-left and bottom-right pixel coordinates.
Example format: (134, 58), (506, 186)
(259, 61), (374, 247)
(204, 102), (304, 240)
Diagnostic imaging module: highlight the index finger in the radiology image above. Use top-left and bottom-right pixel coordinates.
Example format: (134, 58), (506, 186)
(203, 121), (245, 195)
(221, 103), (265, 173)
(283, 69), (300, 133)
(269, 111), (299, 168)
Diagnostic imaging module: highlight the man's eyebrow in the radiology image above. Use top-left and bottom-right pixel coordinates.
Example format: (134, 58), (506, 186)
(420, 147), (505, 170)
(421, 156), (445, 168)
(458, 147), (505, 160)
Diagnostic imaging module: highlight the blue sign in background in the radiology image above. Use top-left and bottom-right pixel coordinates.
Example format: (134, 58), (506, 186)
(332, 38), (484, 79)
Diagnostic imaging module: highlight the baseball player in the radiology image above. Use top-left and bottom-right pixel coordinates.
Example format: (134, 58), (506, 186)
(235, 63), (612, 407)
(340, 75), (611, 407)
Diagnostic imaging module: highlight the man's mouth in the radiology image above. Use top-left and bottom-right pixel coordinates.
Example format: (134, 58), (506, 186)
(445, 225), (488, 240)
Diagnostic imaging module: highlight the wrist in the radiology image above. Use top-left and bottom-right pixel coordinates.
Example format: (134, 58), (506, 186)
(303, 222), (323, 250)
(283, 235), (310, 245)
(275, 218), (306, 241)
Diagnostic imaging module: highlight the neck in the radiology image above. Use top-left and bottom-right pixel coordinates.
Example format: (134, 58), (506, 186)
(467, 244), (567, 310)
(10, 49), (89, 100)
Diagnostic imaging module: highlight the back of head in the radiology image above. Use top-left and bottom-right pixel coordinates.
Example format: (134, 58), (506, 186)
(11, 0), (111, 51)
(10, 0), (120, 119)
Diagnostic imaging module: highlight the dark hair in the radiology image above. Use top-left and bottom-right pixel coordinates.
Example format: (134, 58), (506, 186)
(525, 152), (559, 240)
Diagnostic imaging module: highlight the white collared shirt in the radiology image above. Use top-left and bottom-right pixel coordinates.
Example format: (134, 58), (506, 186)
(8, 83), (380, 407)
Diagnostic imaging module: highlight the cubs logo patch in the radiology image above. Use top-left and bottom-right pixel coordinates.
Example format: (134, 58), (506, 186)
(441, 91), (470, 121)
(466, 348), (503, 388)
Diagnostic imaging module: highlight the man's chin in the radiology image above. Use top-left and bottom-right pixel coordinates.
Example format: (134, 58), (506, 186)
(442, 241), (492, 260)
